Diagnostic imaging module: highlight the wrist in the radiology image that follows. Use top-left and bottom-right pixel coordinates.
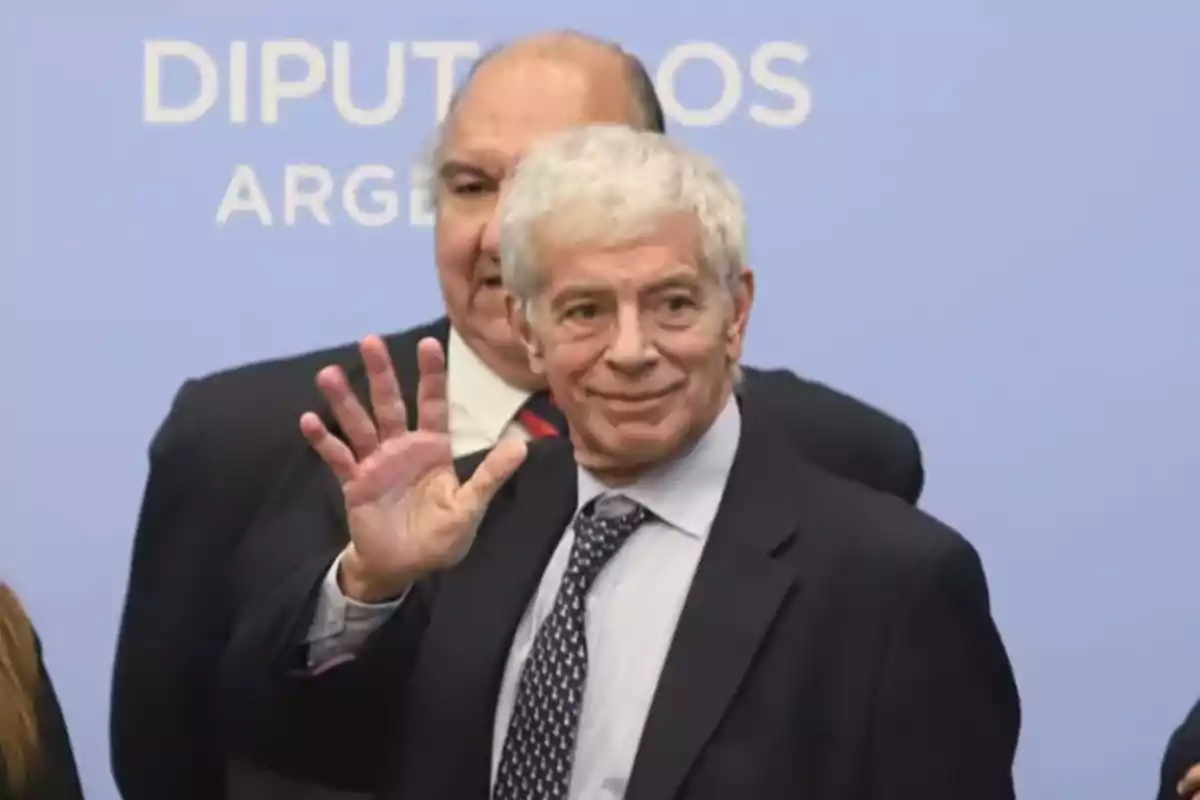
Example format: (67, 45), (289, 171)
(337, 547), (416, 604)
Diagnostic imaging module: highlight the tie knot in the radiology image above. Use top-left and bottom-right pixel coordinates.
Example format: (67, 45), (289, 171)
(566, 495), (649, 592)
(517, 391), (567, 438)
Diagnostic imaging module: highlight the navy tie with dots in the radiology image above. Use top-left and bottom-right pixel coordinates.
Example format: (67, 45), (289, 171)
(492, 495), (650, 800)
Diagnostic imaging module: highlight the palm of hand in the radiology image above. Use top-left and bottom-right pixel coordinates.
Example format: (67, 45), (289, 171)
(301, 335), (528, 596)
(344, 430), (478, 576)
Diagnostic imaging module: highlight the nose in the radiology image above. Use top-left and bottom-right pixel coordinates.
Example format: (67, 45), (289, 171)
(605, 304), (659, 374)
(478, 188), (506, 265)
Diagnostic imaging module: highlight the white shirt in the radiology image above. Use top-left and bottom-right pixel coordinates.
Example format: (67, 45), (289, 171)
(306, 395), (742, 800)
(445, 325), (536, 457)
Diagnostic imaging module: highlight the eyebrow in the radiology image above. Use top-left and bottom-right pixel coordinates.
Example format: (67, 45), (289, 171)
(550, 273), (702, 305)
(550, 285), (604, 305)
(649, 272), (702, 290)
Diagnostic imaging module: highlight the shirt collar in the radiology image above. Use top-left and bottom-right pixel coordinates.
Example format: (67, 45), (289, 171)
(575, 395), (741, 540)
(446, 325), (532, 444)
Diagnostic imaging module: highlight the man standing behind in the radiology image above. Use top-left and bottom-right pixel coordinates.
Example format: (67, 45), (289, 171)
(219, 123), (1017, 800)
(111, 31), (925, 800)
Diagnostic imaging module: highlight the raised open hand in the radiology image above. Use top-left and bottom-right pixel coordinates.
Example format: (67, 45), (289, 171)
(300, 335), (528, 601)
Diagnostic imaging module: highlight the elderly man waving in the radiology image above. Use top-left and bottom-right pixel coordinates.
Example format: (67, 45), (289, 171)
(218, 124), (1018, 800)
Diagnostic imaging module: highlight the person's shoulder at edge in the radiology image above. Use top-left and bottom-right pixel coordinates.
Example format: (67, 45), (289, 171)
(1160, 697), (1200, 800)
(0, 604), (85, 800)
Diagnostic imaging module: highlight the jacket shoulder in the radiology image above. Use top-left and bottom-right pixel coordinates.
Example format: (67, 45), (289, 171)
(793, 459), (972, 579)
(148, 340), (358, 466)
(742, 366), (924, 501)
(158, 321), (444, 457)
(743, 367), (910, 434)
(186, 340), (359, 408)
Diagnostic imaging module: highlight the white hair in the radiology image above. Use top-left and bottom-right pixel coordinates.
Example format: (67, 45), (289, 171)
(498, 124), (747, 305)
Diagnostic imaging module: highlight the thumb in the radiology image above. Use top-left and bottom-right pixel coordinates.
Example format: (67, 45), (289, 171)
(458, 439), (529, 517)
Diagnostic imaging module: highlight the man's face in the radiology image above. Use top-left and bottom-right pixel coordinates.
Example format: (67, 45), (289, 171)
(513, 214), (754, 478)
(434, 53), (634, 389)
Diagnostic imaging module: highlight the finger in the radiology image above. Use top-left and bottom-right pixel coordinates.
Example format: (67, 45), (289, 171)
(360, 335), (407, 439)
(1179, 764), (1200, 796)
(300, 412), (358, 484)
(415, 337), (449, 434)
(458, 439), (528, 516)
(316, 365), (379, 459)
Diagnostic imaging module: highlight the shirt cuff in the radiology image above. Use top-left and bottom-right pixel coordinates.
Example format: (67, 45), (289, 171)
(305, 551), (407, 672)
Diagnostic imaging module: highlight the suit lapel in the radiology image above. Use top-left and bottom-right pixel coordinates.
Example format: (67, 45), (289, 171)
(429, 437), (576, 667)
(303, 431), (576, 794)
(626, 404), (805, 800)
(407, 439), (578, 787)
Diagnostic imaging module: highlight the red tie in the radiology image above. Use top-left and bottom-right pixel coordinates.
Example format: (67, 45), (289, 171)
(517, 391), (566, 439)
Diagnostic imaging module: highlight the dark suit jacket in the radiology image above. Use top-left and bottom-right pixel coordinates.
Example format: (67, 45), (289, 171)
(1, 640), (84, 800)
(1159, 697), (1200, 800)
(219, 397), (1014, 800)
(111, 316), (925, 800)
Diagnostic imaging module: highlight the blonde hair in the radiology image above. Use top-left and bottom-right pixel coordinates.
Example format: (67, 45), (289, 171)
(0, 584), (40, 794)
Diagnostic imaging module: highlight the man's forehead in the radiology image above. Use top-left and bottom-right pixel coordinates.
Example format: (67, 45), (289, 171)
(470, 36), (629, 96)
(547, 233), (706, 279)
(440, 52), (632, 165)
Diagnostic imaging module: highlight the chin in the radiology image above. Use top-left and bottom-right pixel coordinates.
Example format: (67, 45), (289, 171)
(608, 425), (685, 463)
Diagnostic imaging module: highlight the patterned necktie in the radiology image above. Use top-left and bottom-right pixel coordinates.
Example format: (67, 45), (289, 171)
(492, 495), (650, 800)
(517, 390), (567, 439)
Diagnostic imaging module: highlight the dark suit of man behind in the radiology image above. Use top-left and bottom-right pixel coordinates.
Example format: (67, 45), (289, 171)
(1160, 697), (1200, 800)
(110, 317), (924, 800)
(218, 398), (1015, 799)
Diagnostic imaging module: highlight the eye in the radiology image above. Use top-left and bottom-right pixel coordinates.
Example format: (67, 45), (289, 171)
(564, 303), (599, 320)
(664, 294), (697, 312)
(451, 182), (490, 196)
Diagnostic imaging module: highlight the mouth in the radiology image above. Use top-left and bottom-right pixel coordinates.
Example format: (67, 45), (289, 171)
(481, 275), (503, 289)
(589, 385), (681, 404)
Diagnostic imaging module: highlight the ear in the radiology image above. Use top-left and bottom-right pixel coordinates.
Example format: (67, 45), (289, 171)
(725, 266), (755, 361)
(506, 293), (547, 375)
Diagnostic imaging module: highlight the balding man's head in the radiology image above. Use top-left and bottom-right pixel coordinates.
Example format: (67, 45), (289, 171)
(427, 30), (666, 392)
(446, 32), (665, 137)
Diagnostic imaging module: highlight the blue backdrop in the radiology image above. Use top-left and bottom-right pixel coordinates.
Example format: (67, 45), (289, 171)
(3, 2), (1198, 798)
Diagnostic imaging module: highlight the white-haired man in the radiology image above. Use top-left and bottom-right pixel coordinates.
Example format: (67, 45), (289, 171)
(112, 32), (922, 800)
(218, 125), (1019, 800)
